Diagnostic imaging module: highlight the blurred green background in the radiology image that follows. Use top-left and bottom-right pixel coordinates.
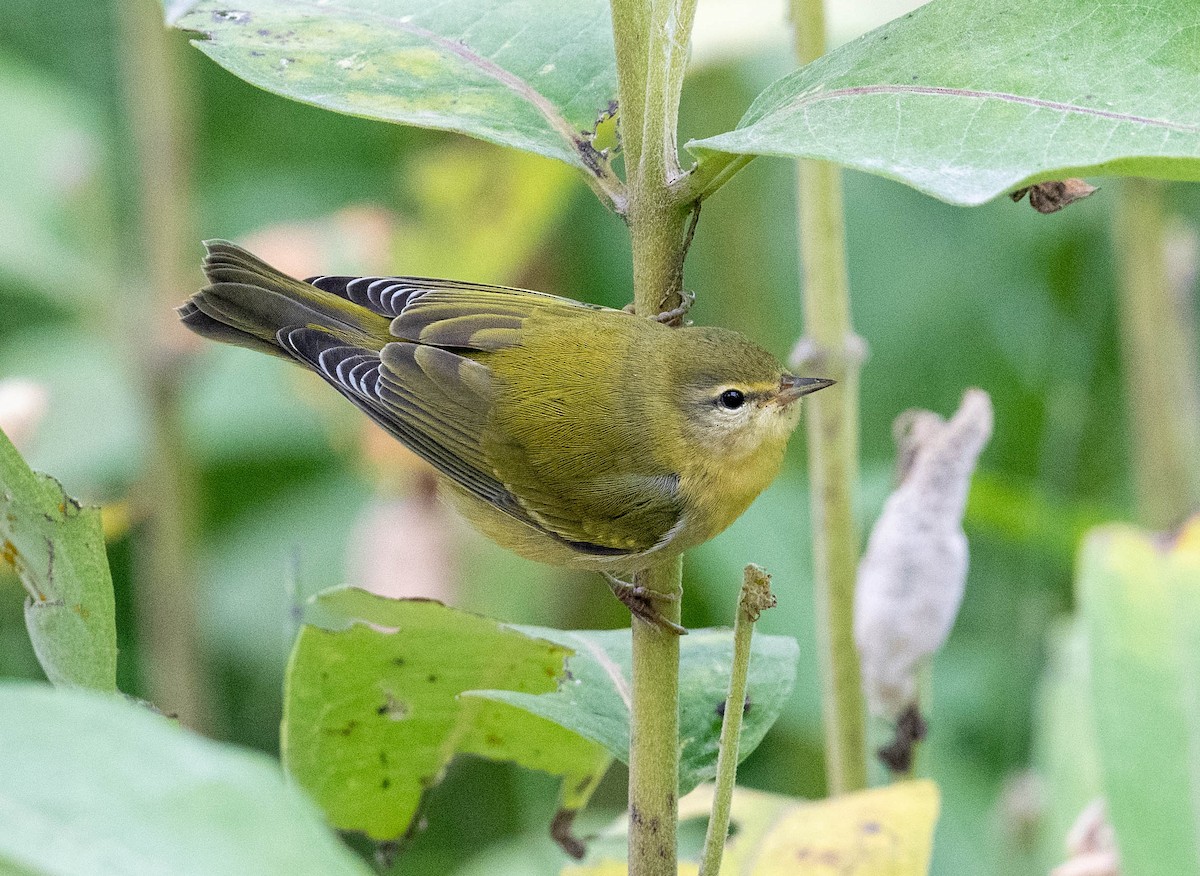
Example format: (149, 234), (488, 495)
(1, 0), (1191, 873)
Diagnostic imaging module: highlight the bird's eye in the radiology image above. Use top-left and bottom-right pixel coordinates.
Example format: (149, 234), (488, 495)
(718, 389), (745, 410)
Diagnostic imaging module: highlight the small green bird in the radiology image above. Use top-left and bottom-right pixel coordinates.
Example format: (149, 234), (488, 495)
(178, 241), (830, 631)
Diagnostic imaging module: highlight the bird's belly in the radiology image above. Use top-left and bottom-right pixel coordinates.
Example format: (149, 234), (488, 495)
(440, 481), (653, 574)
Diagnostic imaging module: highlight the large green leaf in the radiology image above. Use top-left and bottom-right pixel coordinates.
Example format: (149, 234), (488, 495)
(690, 0), (1200, 205)
(282, 590), (799, 841)
(0, 428), (116, 691)
(282, 589), (611, 841)
(1077, 516), (1200, 875)
(0, 682), (370, 876)
(473, 625), (799, 794)
(171, 0), (618, 172)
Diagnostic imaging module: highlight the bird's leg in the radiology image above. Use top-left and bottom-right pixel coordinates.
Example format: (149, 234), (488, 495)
(603, 572), (687, 635)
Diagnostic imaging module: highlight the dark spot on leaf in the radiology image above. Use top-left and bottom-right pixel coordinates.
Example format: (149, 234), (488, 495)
(338, 719), (359, 737)
(484, 733), (503, 747)
(861, 820), (882, 834)
(427, 673), (439, 684)
(212, 9), (251, 24)
(381, 777), (391, 790)
(0, 540), (18, 569)
(380, 751), (389, 766)
(392, 656), (407, 667)
(378, 693), (410, 720)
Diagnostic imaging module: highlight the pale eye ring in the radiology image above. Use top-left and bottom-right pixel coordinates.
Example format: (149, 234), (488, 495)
(718, 389), (745, 410)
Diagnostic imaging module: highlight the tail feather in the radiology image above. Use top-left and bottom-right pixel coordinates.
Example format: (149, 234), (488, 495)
(176, 240), (393, 358)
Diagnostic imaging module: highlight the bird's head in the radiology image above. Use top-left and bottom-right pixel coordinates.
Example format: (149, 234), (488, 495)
(671, 327), (833, 461)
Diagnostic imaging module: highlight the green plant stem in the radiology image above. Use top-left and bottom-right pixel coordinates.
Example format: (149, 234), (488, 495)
(789, 0), (868, 794)
(1112, 177), (1200, 529)
(699, 564), (775, 876)
(118, 0), (212, 731)
(609, 1), (700, 872)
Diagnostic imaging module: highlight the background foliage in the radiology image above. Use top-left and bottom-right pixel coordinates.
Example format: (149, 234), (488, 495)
(1, 0), (1194, 872)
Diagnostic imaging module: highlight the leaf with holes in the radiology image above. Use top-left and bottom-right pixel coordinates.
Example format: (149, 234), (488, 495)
(0, 427), (117, 691)
(470, 625), (799, 794)
(690, 0), (1200, 205)
(281, 589), (611, 841)
(170, 0), (620, 189)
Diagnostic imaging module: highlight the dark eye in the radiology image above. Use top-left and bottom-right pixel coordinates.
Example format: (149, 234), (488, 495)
(718, 389), (745, 410)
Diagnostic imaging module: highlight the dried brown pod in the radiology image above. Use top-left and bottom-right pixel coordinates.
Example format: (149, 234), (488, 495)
(1010, 179), (1098, 214)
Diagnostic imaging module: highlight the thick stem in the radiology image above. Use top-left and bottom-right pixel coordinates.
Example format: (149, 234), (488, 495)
(699, 565), (775, 876)
(610, 1), (698, 872)
(789, 0), (868, 794)
(118, 0), (212, 730)
(628, 559), (683, 875)
(1112, 178), (1200, 528)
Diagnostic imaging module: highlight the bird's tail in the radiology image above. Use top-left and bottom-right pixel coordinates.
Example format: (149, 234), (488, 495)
(177, 240), (392, 359)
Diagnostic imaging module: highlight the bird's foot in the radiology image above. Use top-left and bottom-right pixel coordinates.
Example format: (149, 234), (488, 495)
(654, 290), (695, 326)
(620, 290), (695, 327)
(603, 573), (687, 635)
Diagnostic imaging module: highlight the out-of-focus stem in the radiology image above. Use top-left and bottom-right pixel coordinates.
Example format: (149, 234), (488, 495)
(1112, 178), (1200, 528)
(699, 565), (775, 876)
(789, 0), (868, 794)
(118, 0), (211, 731)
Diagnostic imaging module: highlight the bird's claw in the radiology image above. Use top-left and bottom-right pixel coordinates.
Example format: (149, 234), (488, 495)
(620, 290), (695, 327)
(603, 573), (687, 635)
(654, 290), (695, 327)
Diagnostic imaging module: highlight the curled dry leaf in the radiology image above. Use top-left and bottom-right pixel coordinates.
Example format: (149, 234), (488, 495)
(1009, 179), (1097, 214)
(855, 389), (994, 724)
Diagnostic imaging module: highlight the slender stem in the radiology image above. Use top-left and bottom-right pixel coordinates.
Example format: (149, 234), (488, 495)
(610, 1), (699, 872)
(699, 565), (775, 876)
(1112, 178), (1200, 528)
(118, 0), (212, 731)
(789, 0), (867, 794)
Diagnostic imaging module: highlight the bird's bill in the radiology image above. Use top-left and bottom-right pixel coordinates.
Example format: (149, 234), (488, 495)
(775, 374), (835, 405)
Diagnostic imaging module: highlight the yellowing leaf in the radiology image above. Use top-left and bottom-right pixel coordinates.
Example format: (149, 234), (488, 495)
(567, 782), (939, 876)
(749, 781), (939, 875)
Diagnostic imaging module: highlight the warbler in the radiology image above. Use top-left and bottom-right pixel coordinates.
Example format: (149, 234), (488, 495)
(178, 241), (831, 631)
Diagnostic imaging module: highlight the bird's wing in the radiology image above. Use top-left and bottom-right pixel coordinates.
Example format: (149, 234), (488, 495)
(285, 276), (666, 557)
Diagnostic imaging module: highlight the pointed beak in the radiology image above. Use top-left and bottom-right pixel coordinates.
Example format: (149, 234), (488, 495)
(776, 373), (835, 405)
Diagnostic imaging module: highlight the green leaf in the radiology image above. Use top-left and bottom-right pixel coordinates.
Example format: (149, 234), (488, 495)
(171, 0), (618, 172)
(472, 625), (799, 794)
(0, 682), (371, 876)
(689, 0), (1200, 206)
(1077, 517), (1200, 875)
(282, 589), (611, 841)
(0, 428), (116, 691)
